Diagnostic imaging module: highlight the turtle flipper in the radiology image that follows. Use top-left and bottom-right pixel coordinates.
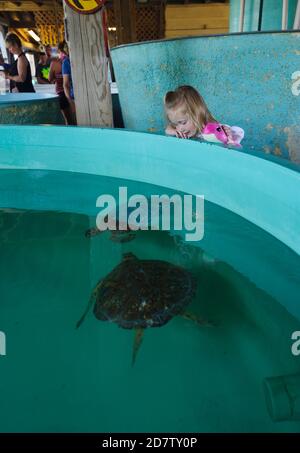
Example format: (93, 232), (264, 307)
(85, 227), (102, 238)
(123, 252), (138, 261)
(132, 327), (144, 366)
(110, 231), (136, 243)
(85, 215), (109, 238)
(181, 311), (215, 327)
(76, 281), (102, 329)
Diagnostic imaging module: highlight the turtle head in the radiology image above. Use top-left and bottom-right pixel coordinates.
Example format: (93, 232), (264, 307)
(122, 252), (138, 262)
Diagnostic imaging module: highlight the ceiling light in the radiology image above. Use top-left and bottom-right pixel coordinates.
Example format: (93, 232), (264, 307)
(28, 30), (40, 42)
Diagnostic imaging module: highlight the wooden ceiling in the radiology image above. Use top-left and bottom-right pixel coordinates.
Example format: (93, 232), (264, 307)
(0, 1), (229, 49)
(0, 1), (63, 49)
(0, 1), (62, 12)
(0, 1), (228, 27)
(0, 1), (61, 26)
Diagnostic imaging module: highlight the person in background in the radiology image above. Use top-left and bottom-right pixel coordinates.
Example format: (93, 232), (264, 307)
(59, 41), (76, 124)
(44, 44), (52, 63)
(2, 33), (35, 93)
(36, 51), (51, 84)
(49, 44), (75, 125)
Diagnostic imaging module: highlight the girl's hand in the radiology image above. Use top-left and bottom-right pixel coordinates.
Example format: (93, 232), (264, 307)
(165, 125), (190, 139)
(175, 130), (189, 139)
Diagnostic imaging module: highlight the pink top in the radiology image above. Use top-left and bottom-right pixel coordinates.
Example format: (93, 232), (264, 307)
(199, 123), (245, 148)
(50, 55), (66, 95)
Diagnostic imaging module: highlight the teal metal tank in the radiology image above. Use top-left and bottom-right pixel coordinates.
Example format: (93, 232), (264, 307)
(230, 0), (298, 32)
(0, 126), (300, 432)
(0, 125), (300, 318)
(0, 93), (63, 124)
(111, 31), (300, 163)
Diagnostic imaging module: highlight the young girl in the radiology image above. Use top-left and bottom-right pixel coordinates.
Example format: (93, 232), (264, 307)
(164, 85), (244, 146)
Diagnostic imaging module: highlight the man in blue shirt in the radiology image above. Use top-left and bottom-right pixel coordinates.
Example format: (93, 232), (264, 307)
(61, 51), (76, 124)
(62, 56), (74, 100)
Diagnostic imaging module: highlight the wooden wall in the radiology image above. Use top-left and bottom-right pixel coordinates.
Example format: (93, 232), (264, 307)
(165, 3), (229, 38)
(107, 0), (165, 47)
(34, 10), (64, 46)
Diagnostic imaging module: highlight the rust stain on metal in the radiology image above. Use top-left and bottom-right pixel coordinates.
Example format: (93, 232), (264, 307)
(273, 145), (282, 156)
(265, 123), (274, 130)
(1, 104), (41, 123)
(263, 145), (271, 154)
(284, 126), (300, 163)
(263, 73), (273, 81)
(268, 103), (275, 110)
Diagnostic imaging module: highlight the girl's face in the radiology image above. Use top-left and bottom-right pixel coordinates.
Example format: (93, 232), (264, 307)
(167, 108), (197, 138)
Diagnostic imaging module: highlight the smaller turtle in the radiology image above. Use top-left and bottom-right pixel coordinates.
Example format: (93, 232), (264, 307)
(77, 253), (213, 365)
(85, 214), (136, 243)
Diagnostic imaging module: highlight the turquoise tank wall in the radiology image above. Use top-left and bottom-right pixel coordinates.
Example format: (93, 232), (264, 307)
(0, 125), (300, 322)
(111, 31), (300, 163)
(230, 0), (298, 32)
(0, 93), (63, 124)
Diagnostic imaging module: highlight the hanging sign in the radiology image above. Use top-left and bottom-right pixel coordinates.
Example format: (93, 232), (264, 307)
(64, 0), (105, 15)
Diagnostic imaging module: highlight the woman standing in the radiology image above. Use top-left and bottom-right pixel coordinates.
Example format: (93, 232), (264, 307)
(4, 33), (35, 93)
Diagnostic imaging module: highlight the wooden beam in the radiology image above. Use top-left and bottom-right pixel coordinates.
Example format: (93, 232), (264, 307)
(159, 0), (166, 39)
(0, 1), (60, 11)
(0, 13), (9, 26)
(121, 0), (136, 43)
(2, 11), (11, 26)
(63, 3), (113, 127)
(113, 0), (122, 45)
(0, 10), (36, 28)
(6, 17), (36, 28)
(112, 0), (136, 44)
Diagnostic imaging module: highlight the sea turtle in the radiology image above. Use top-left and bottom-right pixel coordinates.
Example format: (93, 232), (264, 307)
(85, 214), (136, 243)
(77, 252), (212, 365)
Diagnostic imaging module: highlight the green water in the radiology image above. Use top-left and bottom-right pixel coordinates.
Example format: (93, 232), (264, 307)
(0, 172), (300, 433)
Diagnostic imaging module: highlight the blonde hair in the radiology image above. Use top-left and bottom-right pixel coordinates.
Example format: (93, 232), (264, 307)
(164, 85), (216, 134)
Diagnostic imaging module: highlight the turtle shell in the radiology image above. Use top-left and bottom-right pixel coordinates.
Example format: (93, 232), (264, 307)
(93, 253), (197, 329)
